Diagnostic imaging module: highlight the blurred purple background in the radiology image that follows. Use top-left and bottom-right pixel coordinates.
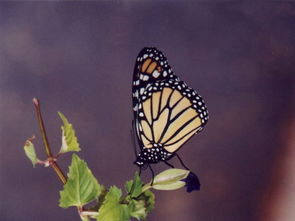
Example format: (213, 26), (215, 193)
(0, 2), (294, 221)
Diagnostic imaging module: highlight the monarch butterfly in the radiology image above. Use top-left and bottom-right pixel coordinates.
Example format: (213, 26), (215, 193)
(132, 47), (208, 191)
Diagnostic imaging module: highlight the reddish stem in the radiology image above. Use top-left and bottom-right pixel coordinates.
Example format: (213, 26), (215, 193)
(32, 98), (67, 184)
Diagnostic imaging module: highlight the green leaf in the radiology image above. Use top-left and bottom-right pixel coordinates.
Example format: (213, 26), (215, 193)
(80, 215), (90, 221)
(146, 168), (190, 191)
(97, 186), (130, 221)
(125, 172), (143, 198)
(125, 172), (155, 219)
(58, 112), (81, 154)
(59, 154), (101, 208)
(138, 190), (155, 214)
(128, 199), (146, 220)
(23, 139), (39, 167)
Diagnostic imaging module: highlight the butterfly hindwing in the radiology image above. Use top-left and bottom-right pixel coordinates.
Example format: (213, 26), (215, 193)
(135, 79), (208, 154)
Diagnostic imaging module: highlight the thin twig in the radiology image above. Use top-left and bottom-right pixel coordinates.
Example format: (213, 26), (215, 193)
(32, 98), (67, 184)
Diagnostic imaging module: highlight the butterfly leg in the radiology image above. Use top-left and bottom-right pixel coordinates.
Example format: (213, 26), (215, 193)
(175, 153), (190, 170)
(164, 161), (174, 168)
(148, 164), (155, 186)
(139, 166), (142, 176)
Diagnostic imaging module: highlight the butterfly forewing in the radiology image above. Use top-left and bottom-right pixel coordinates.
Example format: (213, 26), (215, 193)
(132, 47), (179, 148)
(132, 48), (178, 111)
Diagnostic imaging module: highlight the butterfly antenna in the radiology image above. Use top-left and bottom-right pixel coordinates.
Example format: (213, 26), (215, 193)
(148, 164), (155, 186)
(175, 153), (190, 170)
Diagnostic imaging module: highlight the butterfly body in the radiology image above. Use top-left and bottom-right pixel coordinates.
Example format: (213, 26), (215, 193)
(132, 47), (208, 169)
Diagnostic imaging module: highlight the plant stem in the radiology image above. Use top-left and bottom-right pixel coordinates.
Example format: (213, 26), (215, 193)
(32, 98), (67, 184)
(33, 98), (52, 156)
(142, 184), (152, 192)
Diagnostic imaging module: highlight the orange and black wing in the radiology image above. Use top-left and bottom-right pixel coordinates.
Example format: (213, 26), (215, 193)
(132, 47), (179, 147)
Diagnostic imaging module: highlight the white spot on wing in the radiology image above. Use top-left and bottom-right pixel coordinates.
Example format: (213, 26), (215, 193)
(143, 75), (149, 81)
(140, 88), (145, 95)
(134, 90), (138, 97)
(152, 70), (160, 78)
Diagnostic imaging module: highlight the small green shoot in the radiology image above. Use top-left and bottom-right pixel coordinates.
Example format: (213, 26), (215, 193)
(97, 186), (130, 221)
(23, 139), (39, 167)
(58, 112), (81, 154)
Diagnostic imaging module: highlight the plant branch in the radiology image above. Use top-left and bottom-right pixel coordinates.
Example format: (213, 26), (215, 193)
(32, 99), (96, 219)
(33, 98), (52, 157)
(32, 98), (67, 184)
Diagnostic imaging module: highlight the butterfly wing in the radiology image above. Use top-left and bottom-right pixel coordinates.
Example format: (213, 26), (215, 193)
(132, 47), (179, 148)
(135, 79), (208, 153)
(132, 47), (208, 153)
